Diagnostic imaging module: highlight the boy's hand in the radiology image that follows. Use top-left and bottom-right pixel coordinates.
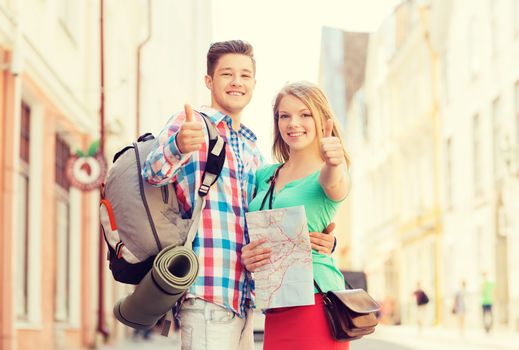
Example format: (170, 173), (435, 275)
(309, 222), (336, 255)
(177, 104), (205, 153)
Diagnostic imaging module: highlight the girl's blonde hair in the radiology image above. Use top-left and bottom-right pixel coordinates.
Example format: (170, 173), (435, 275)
(272, 81), (350, 166)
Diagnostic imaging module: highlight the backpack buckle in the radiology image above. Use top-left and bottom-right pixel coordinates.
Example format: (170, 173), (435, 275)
(198, 184), (210, 196)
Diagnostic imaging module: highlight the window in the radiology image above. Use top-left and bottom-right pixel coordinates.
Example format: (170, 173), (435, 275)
(412, 158), (421, 214)
(15, 102), (31, 321)
(20, 103), (30, 163)
(490, 0), (502, 57)
(515, 82), (519, 166)
(514, 0), (519, 37)
(383, 15), (396, 61)
(490, 0), (497, 56)
(55, 136), (70, 191)
(441, 51), (451, 103)
(493, 97), (504, 180)
(467, 17), (480, 78)
(445, 138), (453, 209)
(382, 166), (390, 222)
(357, 90), (369, 142)
(361, 104), (369, 141)
(54, 136), (71, 322)
(473, 114), (482, 196)
(58, 0), (80, 42)
(476, 226), (484, 274)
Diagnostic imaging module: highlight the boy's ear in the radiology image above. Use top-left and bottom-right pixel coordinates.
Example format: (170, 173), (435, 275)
(204, 75), (213, 90)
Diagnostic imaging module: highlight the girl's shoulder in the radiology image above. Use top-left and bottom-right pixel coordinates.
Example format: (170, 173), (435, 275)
(256, 163), (281, 182)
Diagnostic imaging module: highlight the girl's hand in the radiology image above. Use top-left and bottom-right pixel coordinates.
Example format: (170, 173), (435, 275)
(241, 239), (272, 272)
(320, 119), (344, 167)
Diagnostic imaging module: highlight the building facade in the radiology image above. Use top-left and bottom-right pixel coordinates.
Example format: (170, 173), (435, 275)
(0, 0), (212, 349)
(1, 1), (105, 348)
(346, 0), (443, 326)
(345, 0), (519, 331)
(432, 0), (519, 331)
(319, 27), (369, 269)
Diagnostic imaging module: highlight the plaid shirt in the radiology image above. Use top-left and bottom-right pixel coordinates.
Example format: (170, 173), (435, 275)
(143, 106), (264, 317)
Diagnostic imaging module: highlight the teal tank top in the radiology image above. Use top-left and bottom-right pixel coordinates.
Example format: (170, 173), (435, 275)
(248, 164), (346, 293)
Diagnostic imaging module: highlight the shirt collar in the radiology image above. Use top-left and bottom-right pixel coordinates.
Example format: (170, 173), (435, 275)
(199, 106), (227, 125)
(198, 106), (258, 142)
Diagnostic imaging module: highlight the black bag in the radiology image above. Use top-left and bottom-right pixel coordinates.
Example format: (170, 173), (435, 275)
(315, 280), (380, 341)
(416, 290), (429, 305)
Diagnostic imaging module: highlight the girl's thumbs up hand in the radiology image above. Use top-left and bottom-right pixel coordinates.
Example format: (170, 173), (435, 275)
(320, 119), (344, 167)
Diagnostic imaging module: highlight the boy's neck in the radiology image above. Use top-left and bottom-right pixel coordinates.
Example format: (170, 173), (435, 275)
(229, 114), (242, 131)
(210, 105), (242, 131)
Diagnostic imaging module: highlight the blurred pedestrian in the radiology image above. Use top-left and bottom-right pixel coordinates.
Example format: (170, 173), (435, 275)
(380, 297), (397, 325)
(413, 282), (429, 332)
(242, 81), (351, 349)
(132, 328), (152, 341)
(452, 280), (466, 334)
(481, 272), (495, 333)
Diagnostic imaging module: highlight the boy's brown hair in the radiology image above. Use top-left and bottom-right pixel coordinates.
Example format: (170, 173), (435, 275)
(206, 40), (255, 77)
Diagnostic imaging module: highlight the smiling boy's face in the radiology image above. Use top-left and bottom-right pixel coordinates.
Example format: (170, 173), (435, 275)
(205, 53), (256, 120)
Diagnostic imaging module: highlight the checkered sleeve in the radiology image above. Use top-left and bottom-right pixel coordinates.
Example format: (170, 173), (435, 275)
(142, 112), (192, 186)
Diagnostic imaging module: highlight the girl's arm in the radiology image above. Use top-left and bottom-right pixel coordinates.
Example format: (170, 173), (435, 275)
(319, 119), (351, 201)
(319, 163), (350, 201)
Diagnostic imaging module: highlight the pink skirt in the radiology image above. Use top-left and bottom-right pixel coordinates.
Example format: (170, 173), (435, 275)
(263, 294), (350, 350)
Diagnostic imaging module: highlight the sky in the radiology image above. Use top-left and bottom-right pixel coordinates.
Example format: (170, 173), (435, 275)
(211, 0), (402, 158)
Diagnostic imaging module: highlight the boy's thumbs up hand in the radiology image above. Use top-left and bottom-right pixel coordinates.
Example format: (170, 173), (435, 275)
(184, 103), (193, 122)
(177, 104), (205, 154)
(320, 119), (344, 167)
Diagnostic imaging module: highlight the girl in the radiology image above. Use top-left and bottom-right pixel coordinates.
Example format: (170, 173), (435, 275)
(242, 81), (351, 349)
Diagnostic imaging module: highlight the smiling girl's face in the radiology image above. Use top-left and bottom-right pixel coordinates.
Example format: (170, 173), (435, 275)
(277, 94), (318, 154)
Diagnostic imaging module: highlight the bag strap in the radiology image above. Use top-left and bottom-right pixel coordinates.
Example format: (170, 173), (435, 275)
(314, 280), (325, 295)
(183, 111), (227, 249)
(259, 164), (284, 210)
(134, 139), (164, 252)
(314, 277), (354, 295)
(197, 112), (226, 196)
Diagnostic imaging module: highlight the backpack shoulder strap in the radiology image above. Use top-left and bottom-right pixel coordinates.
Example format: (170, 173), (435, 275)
(183, 111), (227, 249)
(197, 111), (226, 196)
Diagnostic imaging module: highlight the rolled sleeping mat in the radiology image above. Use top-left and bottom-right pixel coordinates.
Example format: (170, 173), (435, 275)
(113, 245), (199, 329)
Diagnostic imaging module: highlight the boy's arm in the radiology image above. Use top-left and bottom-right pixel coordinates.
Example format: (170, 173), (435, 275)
(309, 223), (336, 255)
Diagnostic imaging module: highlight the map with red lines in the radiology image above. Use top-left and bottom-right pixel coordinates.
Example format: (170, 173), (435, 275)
(246, 205), (314, 309)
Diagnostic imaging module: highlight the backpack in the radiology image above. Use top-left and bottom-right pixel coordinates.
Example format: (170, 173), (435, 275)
(100, 113), (226, 284)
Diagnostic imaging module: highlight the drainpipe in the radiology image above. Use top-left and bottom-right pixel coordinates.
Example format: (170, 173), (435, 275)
(136, 0), (152, 138)
(97, 0), (109, 342)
